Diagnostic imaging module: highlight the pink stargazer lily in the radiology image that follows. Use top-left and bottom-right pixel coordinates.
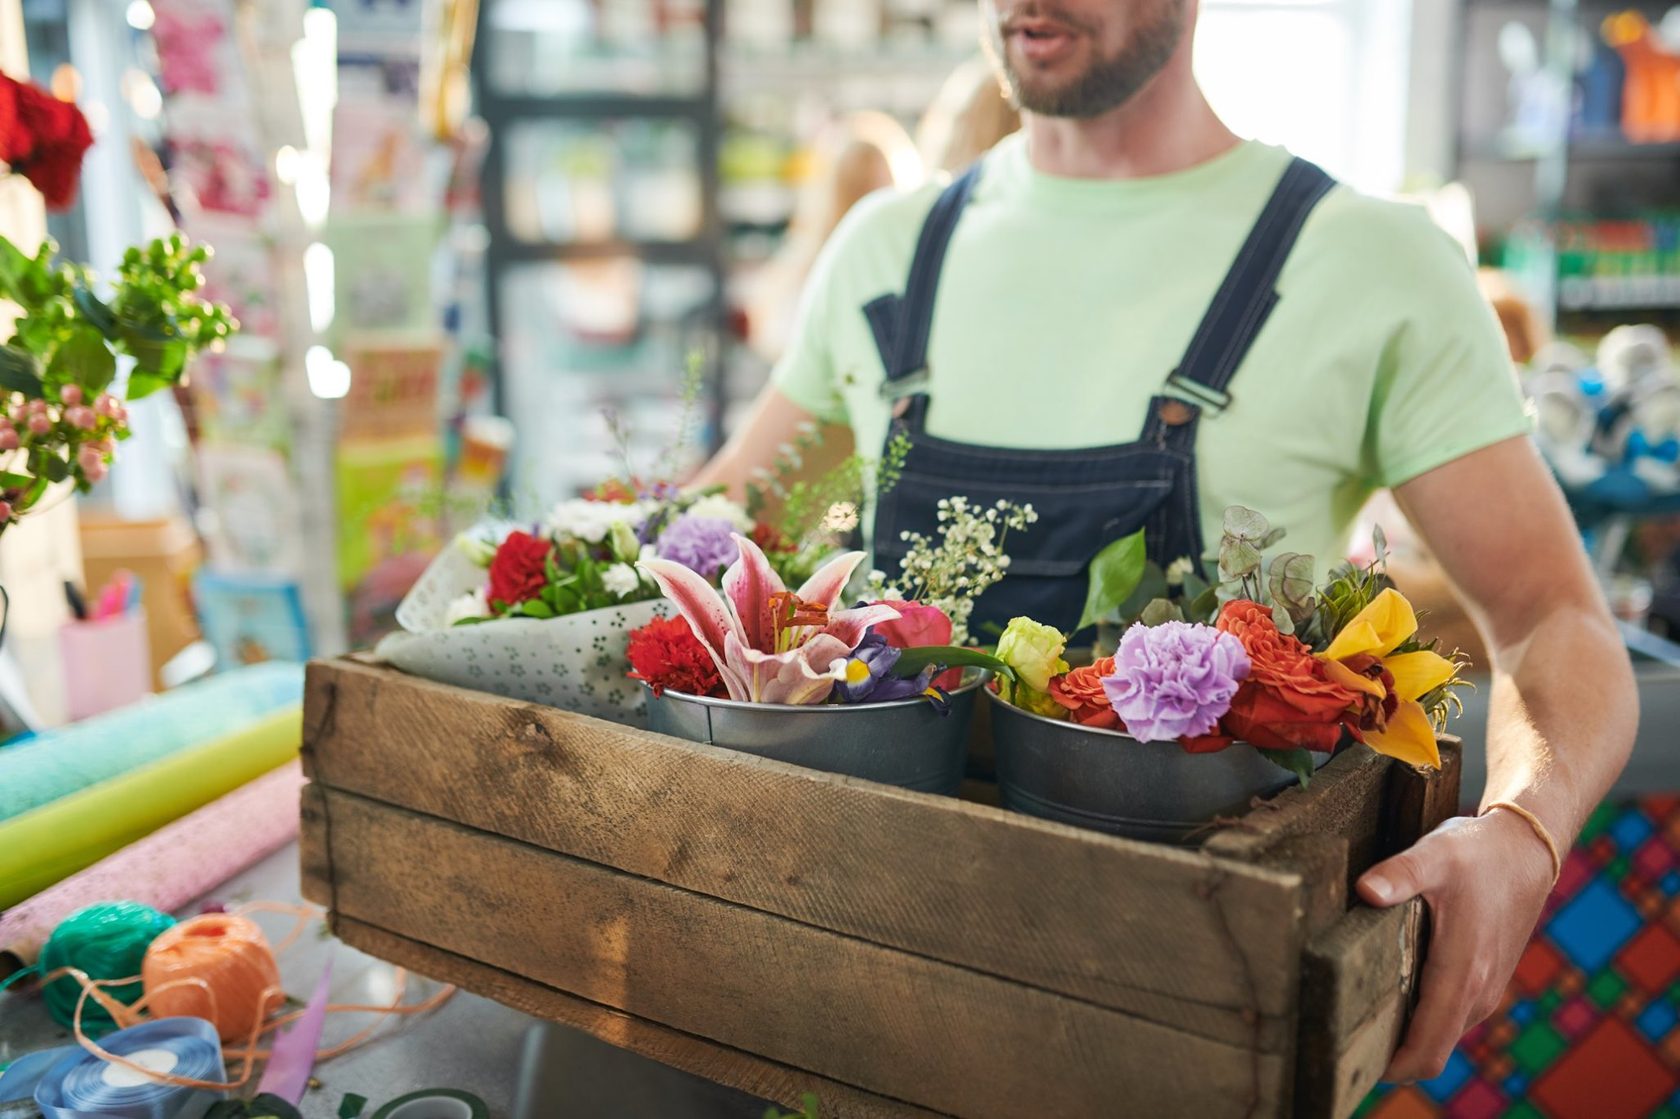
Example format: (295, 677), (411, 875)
(638, 533), (901, 705)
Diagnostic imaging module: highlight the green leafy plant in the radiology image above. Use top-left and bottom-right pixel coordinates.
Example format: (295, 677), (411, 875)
(0, 233), (235, 532)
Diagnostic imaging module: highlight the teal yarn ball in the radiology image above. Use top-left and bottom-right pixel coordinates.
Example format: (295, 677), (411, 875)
(39, 901), (176, 1034)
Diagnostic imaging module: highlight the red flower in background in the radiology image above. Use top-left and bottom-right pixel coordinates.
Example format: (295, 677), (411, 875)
(0, 74), (93, 211)
(487, 531), (554, 609)
(1215, 600), (1360, 752)
(627, 616), (723, 697)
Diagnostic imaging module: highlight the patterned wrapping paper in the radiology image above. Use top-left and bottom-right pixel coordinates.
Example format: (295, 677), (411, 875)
(1359, 797), (1680, 1119)
(0, 762), (302, 966)
(374, 539), (671, 724)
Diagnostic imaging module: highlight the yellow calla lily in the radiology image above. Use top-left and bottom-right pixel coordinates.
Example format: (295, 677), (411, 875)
(1384, 649), (1458, 703)
(1316, 588), (1450, 770)
(1321, 588), (1418, 662)
(1364, 698), (1442, 769)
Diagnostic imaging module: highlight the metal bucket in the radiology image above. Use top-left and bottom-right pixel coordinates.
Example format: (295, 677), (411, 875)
(989, 694), (1321, 843)
(643, 673), (989, 795)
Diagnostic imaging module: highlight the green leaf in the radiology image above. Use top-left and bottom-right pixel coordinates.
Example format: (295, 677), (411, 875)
(0, 238), (33, 305)
(1187, 584), (1221, 623)
(0, 471), (32, 489)
(1078, 529), (1147, 632)
(124, 370), (174, 400)
(0, 346), (43, 397)
(50, 324), (116, 392)
(1218, 539), (1261, 582)
(518, 599), (556, 619)
(890, 645), (1015, 686)
(37, 450), (69, 483)
(1116, 562), (1169, 622)
(1139, 598), (1185, 626)
(71, 284), (119, 336)
(1259, 747), (1316, 788)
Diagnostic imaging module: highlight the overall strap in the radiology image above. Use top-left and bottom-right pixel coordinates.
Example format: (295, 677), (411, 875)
(1150, 157), (1335, 444)
(863, 163), (984, 404)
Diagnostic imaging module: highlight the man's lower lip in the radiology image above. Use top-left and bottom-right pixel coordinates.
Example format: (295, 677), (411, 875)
(1010, 29), (1076, 63)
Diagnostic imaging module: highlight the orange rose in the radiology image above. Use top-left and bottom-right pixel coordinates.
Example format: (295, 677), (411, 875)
(1216, 600), (1360, 752)
(1048, 657), (1121, 730)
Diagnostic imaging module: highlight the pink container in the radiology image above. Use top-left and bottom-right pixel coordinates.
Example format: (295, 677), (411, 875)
(59, 608), (153, 722)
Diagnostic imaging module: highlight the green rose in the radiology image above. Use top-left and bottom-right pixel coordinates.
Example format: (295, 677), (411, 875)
(995, 617), (1070, 715)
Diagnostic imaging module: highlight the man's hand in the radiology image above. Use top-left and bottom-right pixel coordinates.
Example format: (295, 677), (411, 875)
(1357, 810), (1557, 1081)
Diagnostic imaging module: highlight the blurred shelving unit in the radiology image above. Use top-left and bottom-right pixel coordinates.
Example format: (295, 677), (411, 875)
(1452, 0), (1680, 330)
(471, 0), (728, 509)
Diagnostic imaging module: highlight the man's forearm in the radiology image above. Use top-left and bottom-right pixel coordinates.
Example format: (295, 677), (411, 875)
(1481, 601), (1637, 850)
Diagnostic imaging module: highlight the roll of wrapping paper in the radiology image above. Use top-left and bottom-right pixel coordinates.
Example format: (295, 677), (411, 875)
(0, 708), (302, 909)
(0, 761), (305, 971)
(0, 661), (303, 821)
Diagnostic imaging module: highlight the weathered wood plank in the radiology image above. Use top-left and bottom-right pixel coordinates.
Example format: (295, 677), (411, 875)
(298, 783), (332, 908)
(304, 659), (1306, 1046)
(1203, 746), (1392, 896)
(1381, 739), (1465, 860)
(1294, 899), (1424, 1119)
(320, 788), (1289, 1119)
(334, 917), (949, 1119)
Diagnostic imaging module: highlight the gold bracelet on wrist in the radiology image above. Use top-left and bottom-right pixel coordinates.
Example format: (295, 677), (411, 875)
(1482, 800), (1563, 887)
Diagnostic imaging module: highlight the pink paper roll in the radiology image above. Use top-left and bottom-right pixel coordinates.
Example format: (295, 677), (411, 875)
(0, 761), (303, 971)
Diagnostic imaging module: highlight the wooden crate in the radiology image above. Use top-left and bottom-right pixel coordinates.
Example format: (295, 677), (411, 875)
(299, 658), (1460, 1119)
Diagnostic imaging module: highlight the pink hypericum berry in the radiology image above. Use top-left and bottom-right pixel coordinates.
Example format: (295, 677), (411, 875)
(95, 393), (121, 418)
(0, 501), (12, 522)
(77, 445), (108, 481)
(0, 428), (17, 452)
(65, 406), (96, 430)
(27, 414), (51, 436)
(60, 385), (84, 406)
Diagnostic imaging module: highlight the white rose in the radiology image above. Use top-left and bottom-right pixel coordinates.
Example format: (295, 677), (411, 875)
(455, 532), (499, 567)
(444, 587), (490, 626)
(602, 563), (641, 600)
(684, 494), (753, 532)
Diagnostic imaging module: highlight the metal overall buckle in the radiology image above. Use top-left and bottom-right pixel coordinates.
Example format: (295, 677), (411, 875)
(1163, 370), (1232, 416)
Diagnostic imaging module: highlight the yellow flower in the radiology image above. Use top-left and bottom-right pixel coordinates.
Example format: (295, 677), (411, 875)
(995, 616), (1071, 717)
(1317, 588), (1456, 769)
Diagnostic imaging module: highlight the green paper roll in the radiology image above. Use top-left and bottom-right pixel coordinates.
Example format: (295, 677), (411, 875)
(370, 1090), (489, 1119)
(0, 707), (302, 908)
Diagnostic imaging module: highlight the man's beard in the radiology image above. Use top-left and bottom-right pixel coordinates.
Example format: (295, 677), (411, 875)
(986, 2), (1187, 119)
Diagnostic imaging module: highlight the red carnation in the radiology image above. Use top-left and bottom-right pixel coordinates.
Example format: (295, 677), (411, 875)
(1, 75), (93, 211)
(486, 530), (554, 610)
(628, 616), (723, 697)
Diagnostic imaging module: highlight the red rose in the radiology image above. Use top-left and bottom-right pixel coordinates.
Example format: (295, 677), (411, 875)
(1216, 600), (1360, 752)
(3, 76), (92, 210)
(487, 530), (555, 609)
(1049, 657), (1121, 730)
(628, 616), (723, 697)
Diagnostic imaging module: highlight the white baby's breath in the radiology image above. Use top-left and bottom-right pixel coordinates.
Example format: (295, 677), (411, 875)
(821, 500), (860, 534)
(879, 499), (1036, 645)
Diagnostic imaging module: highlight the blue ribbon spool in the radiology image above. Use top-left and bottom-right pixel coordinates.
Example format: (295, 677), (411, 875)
(32, 1017), (226, 1119)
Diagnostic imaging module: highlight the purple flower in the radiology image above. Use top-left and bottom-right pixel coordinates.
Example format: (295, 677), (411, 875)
(1101, 621), (1250, 743)
(655, 515), (740, 579)
(834, 632), (940, 706)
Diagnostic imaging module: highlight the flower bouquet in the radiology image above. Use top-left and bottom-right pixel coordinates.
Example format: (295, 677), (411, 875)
(374, 488), (768, 724)
(629, 501), (1027, 793)
(989, 507), (1468, 842)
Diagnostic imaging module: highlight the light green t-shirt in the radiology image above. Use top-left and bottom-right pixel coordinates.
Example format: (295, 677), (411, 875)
(772, 133), (1532, 567)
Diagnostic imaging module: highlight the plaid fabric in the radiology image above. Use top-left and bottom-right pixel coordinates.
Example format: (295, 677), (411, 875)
(1357, 797), (1680, 1119)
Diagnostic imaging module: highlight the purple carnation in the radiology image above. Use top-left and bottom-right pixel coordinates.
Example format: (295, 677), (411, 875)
(655, 515), (739, 579)
(1101, 621), (1250, 744)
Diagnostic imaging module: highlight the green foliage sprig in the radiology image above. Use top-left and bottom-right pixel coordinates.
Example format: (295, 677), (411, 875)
(0, 233), (235, 531)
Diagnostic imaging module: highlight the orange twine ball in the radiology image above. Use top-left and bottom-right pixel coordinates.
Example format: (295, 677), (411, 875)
(140, 913), (284, 1042)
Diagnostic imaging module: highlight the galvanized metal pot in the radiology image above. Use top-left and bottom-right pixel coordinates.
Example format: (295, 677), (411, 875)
(989, 694), (1320, 843)
(644, 673), (989, 794)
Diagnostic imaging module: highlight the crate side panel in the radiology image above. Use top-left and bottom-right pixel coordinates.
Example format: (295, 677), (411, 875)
(321, 789), (1289, 1119)
(305, 659), (1307, 1040)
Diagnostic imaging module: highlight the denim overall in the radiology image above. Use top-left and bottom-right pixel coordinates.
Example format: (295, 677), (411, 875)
(865, 156), (1335, 636)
